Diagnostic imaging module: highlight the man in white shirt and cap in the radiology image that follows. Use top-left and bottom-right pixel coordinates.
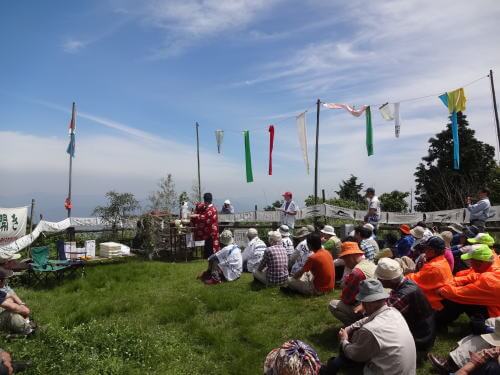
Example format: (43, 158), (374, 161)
(320, 279), (416, 375)
(241, 228), (267, 273)
(221, 200), (234, 214)
(279, 225), (295, 258)
(199, 230), (242, 285)
(364, 188), (381, 233)
(277, 192), (298, 230)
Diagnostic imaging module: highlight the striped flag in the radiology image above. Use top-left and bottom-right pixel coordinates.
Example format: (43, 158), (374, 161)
(66, 104), (76, 157)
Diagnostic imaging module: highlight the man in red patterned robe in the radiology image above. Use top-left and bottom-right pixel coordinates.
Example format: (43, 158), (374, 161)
(191, 192), (220, 258)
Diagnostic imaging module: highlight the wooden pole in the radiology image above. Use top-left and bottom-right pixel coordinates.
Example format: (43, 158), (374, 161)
(67, 102), (75, 218)
(322, 189), (326, 203)
(489, 70), (500, 157)
(314, 99), (321, 205)
(196, 122), (202, 202)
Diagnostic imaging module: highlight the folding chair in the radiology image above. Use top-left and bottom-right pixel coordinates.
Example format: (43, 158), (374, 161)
(29, 246), (70, 284)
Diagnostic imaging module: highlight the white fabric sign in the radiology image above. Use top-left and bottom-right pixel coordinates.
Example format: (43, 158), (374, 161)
(296, 112), (310, 174)
(486, 206), (500, 222)
(298, 204), (325, 219)
(233, 229), (248, 248)
(218, 214), (235, 222)
(325, 204), (355, 220)
(386, 212), (424, 225)
(0, 207), (28, 246)
(233, 212), (256, 222)
(425, 209), (464, 224)
(256, 211), (281, 222)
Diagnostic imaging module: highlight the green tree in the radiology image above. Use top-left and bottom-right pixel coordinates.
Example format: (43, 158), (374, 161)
(148, 174), (177, 212)
(178, 191), (189, 207)
(379, 190), (410, 212)
(335, 175), (364, 203)
(93, 191), (140, 233)
(264, 200), (283, 211)
(414, 112), (496, 211)
(489, 165), (500, 205)
(304, 195), (365, 209)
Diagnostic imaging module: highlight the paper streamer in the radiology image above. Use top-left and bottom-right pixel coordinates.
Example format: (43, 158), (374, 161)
(366, 106), (373, 156)
(243, 130), (254, 182)
(215, 130), (224, 154)
(296, 112), (309, 174)
(394, 102), (401, 138)
(439, 93), (460, 170)
(323, 103), (368, 117)
(268, 125), (274, 175)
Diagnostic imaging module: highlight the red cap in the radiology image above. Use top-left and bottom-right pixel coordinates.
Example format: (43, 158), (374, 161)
(282, 191), (292, 198)
(400, 224), (411, 235)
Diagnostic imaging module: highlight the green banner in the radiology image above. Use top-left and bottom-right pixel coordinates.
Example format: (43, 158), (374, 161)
(244, 130), (254, 182)
(366, 106), (373, 156)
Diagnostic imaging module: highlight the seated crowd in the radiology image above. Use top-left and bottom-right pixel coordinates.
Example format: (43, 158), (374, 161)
(197, 205), (499, 374)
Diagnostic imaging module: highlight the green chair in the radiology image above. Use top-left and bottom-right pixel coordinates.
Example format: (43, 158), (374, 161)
(30, 246), (70, 283)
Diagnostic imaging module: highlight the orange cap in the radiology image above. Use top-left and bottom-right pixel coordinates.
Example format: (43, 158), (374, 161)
(400, 224), (411, 235)
(339, 242), (365, 258)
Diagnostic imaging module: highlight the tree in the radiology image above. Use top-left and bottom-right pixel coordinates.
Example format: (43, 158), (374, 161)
(178, 191), (189, 207)
(489, 165), (500, 205)
(304, 195), (365, 209)
(148, 174), (177, 213)
(93, 191), (140, 233)
(264, 200), (283, 211)
(189, 179), (204, 204)
(379, 190), (410, 212)
(335, 175), (364, 203)
(414, 112), (497, 211)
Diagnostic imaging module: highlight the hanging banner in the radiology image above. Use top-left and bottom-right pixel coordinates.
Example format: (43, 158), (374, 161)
(366, 106), (373, 156)
(0, 207), (28, 246)
(298, 204), (326, 219)
(322, 103), (368, 117)
(218, 214), (235, 223)
(256, 211), (281, 222)
(234, 212), (256, 222)
(486, 206), (500, 222)
(425, 209), (464, 224)
(325, 204), (355, 220)
(215, 130), (224, 154)
(386, 212), (424, 225)
(394, 102), (401, 138)
(243, 130), (254, 183)
(379, 103), (394, 121)
(296, 112), (309, 174)
(268, 125), (275, 175)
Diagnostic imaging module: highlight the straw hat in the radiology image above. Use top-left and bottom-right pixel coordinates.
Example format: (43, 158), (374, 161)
(320, 225), (336, 236)
(220, 229), (234, 245)
(293, 227), (311, 239)
(375, 258), (403, 280)
(356, 279), (389, 302)
(339, 242), (364, 258)
(481, 318), (500, 346)
(410, 226), (425, 239)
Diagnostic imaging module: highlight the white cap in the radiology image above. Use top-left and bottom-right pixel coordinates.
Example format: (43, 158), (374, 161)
(320, 225), (336, 236)
(224, 200), (231, 205)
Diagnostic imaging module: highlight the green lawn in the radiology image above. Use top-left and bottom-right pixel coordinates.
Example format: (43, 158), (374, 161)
(5, 260), (469, 374)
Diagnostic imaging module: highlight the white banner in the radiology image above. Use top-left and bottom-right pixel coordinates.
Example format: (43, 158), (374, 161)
(256, 211), (281, 222)
(486, 206), (500, 222)
(426, 209), (464, 224)
(233, 229), (248, 248)
(0, 207), (28, 246)
(218, 214), (235, 222)
(233, 212), (256, 222)
(298, 204), (325, 219)
(386, 212), (424, 225)
(325, 204), (355, 220)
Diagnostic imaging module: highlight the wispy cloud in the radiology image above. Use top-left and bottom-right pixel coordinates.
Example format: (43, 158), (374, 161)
(62, 39), (87, 53)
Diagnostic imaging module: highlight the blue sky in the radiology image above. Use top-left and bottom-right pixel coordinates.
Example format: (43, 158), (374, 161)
(1, 0), (500, 219)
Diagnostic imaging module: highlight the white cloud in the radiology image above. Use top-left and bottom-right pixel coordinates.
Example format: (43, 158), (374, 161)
(116, 0), (281, 57)
(62, 39), (87, 53)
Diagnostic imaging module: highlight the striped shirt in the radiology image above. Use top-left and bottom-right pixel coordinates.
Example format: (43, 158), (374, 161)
(242, 237), (267, 273)
(360, 239), (377, 261)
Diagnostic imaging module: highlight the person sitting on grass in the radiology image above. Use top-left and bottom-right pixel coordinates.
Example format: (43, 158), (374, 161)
(199, 230), (242, 285)
(320, 225), (341, 259)
(394, 224), (415, 258)
(264, 340), (322, 375)
(328, 242), (376, 326)
(406, 236), (453, 312)
(253, 231), (289, 287)
(437, 244), (500, 334)
(0, 269), (33, 337)
(289, 227), (312, 273)
(320, 279), (416, 375)
(278, 225), (295, 259)
(428, 317), (500, 374)
(375, 258), (436, 351)
(241, 228), (267, 273)
(287, 232), (334, 296)
(354, 226), (378, 262)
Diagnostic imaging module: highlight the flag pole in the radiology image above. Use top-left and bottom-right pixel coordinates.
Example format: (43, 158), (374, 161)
(196, 122), (202, 202)
(314, 99), (321, 206)
(489, 70), (500, 158)
(67, 102), (75, 218)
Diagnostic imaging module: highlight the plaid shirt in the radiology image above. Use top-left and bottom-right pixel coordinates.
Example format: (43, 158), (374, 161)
(360, 239), (376, 261)
(340, 268), (366, 305)
(260, 244), (289, 285)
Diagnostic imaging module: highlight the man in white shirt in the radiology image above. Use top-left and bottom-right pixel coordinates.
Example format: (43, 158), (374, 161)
(364, 188), (381, 233)
(466, 188), (491, 231)
(241, 228), (267, 273)
(277, 192), (298, 230)
(289, 227), (312, 275)
(279, 225), (295, 258)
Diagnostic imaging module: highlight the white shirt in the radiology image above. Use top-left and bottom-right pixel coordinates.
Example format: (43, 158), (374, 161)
(281, 237), (295, 257)
(290, 239), (310, 275)
(241, 237), (267, 273)
(280, 200), (298, 229)
(212, 244), (242, 281)
(367, 196), (381, 217)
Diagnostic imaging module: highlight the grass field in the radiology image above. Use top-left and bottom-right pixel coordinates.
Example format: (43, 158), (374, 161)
(5, 259), (470, 374)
